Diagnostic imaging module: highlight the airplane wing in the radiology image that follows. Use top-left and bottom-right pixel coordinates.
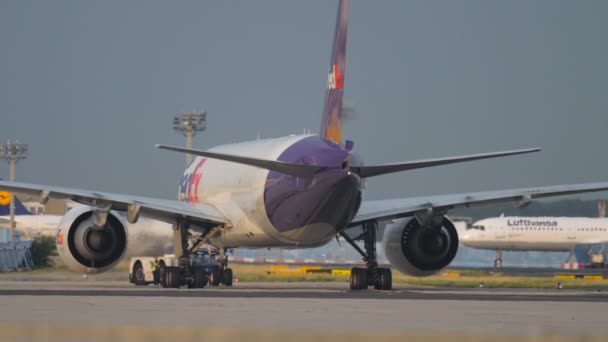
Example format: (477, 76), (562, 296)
(0, 180), (228, 229)
(350, 181), (608, 225)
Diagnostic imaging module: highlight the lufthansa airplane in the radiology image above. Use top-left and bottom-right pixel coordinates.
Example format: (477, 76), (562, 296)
(2, 0), (608, 290)
(461, 216), (608, 267)
(0, 190), (61, 237)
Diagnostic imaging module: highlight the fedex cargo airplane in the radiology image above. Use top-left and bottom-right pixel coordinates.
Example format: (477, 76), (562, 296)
(2, 0), (608, 290)
(461, 216), (608, 267)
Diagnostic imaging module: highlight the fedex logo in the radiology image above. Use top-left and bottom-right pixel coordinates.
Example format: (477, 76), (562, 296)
(179, 158), (207, 203)
(327, 64), (343, 90)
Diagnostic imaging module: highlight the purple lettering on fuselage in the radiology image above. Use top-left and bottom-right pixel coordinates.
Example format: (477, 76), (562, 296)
(179, 158), (207, 203)
(188, 159), (207, 204)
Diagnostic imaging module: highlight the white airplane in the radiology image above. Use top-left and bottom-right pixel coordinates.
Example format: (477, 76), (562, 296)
(2, 0), (608, 290)
(461, 216), (608, 267)
(0, 190), (173, 255)
(0, 190), (61, 237)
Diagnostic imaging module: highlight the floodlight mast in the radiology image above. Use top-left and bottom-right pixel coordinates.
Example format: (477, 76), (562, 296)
(0, 141), (28, 243)
(172, 111), (207, 165)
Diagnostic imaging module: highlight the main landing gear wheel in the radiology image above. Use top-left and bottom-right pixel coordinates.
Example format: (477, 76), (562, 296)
(162, 266), (181, 288)
(211, 266), (233, 287)
(374, 268), (392, 290)
(223, 268), (233, 287)
(341, 221), (393, 291)
(210, 270), (222, 286)
(132, 262), (146, 286)
(350, 267), (367, 290)
(188, 269), (207, 289)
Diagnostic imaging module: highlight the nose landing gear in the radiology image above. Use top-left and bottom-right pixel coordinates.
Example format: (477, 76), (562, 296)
(494, 250), (503, 269)
(340, 221), (392, 290)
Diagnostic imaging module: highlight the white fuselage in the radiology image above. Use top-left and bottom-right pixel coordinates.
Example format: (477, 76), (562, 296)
(179, 134), (354, 249)
(0, 215), (62, 238)
(460, 217), (608, 251)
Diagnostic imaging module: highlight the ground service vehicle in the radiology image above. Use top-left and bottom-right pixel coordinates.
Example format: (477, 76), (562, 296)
(129, 255), (174, 286)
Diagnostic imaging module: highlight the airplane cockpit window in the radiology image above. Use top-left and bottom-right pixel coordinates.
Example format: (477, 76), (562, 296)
(467, 225), (485, 231)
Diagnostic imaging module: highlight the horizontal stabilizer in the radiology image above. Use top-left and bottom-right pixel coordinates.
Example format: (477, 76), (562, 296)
(155, 145), (325, 178)
(352, 148), (541, 178)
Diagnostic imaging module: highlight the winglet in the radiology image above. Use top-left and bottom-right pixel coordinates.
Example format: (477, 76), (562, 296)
(320, 0), (349, 146)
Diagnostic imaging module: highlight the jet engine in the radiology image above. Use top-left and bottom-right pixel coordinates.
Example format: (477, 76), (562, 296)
(56, 205), (128, 274)
(383, 216), (458, 277)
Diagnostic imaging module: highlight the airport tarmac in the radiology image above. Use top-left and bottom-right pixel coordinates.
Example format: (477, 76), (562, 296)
(1, 278), (608, 341)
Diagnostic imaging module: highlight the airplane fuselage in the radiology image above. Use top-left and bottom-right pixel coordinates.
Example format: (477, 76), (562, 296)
(461, 216), (608, 251)
(178, 134), (362, 248)
(0, 215), (61, 237)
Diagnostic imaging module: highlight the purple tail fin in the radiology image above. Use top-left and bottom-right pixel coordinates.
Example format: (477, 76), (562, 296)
(321, 0), (349, 146)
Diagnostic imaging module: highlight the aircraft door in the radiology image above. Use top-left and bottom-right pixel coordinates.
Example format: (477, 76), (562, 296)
(495, 225), (506, 239)
(567, 227), (576, 240)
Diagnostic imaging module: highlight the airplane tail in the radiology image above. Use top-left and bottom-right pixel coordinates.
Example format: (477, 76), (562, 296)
(0, 178), (32, 216)
(320, 0), (349, 146)
(0, 191), (33, 216)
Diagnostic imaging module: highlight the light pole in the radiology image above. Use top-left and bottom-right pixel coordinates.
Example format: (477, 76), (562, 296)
(172, 111), (207, 165)
(0, 141), (28, 243)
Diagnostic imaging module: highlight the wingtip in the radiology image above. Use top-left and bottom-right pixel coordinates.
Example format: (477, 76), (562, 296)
(154, 144), (162, 149)
(519, 147), (541, 153)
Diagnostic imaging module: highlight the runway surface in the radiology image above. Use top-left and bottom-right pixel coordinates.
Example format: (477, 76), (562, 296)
(1, 278), (607, 341)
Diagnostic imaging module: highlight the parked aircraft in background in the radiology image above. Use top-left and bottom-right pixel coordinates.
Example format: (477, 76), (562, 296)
(0, 190), (61, 237)
(2, 0), (608, 290)
(461, 216), (608, 267)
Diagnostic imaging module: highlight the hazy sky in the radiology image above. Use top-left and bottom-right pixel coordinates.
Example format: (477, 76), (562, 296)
(1, 1), (607, 202)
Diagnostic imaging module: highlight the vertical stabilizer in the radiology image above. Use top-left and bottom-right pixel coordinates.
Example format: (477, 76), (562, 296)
(0, 191), (32, 216)
(321, 0), (349, 146)
(0, 178), (32, 216)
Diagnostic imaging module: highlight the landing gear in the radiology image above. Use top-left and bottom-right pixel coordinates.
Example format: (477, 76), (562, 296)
(349, 267), (368, 290)
(212, 248), (233, 287)
(223, 268), (233, 287)
(340, 221), (392, 290)
(160, 220), (233, 289)
(374, 268), (392, 290)
(188, 269), (207, 289)
(210, 269), (222, 286)
(162, 266), (181, 288)
(495, 250), (503, 269)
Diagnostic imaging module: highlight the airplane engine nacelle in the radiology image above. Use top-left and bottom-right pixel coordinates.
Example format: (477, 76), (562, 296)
(56, 205), (128, 274)
(383, 216), (458, 277)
